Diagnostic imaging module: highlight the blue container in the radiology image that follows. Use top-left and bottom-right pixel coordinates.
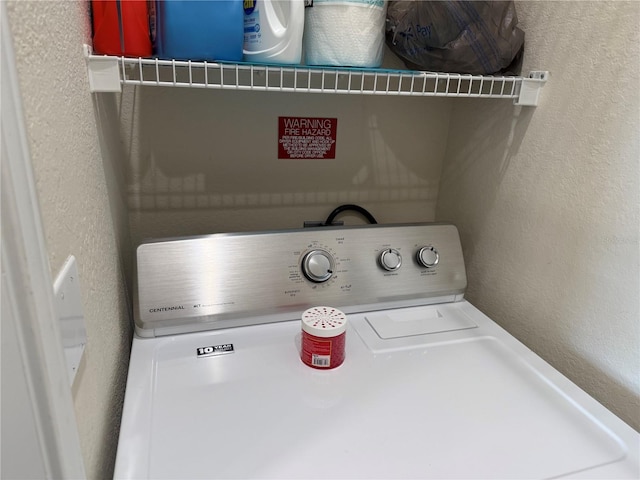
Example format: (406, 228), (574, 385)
(155, 0), (244, 62)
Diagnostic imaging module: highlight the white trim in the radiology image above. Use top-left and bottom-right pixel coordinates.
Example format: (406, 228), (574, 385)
(1, 3), (86, 478)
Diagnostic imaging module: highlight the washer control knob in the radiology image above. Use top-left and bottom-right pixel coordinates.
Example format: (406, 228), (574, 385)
(417, 246), (439, 268)
(302, 249), (335, 283)
(379, 249), (402, 271)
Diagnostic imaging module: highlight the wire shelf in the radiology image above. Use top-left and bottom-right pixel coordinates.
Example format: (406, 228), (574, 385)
(85, 47), (547, 105)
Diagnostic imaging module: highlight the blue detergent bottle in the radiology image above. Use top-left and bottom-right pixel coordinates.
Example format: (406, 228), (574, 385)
(155, 0), (244, 62)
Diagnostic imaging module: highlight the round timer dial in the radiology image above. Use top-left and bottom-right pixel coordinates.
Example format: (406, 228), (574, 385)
(417, 246), (439, 268)
(301, 249), (335, 283)
(379, 249), (402, 271)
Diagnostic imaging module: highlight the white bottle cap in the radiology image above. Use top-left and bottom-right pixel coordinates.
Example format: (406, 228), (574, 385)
(301, 306), (347, 338)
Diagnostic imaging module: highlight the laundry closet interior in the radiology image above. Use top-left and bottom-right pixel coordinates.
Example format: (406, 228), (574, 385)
(4, 1), (638, 478)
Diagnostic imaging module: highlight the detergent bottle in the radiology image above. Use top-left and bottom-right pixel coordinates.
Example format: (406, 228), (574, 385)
(91, 0), (152, 57)
(243, 0), (304, 65)
(155, 0), (244, 62)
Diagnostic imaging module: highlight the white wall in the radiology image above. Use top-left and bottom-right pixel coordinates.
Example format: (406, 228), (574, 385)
(6, 1), (133, 477)
(436, 0), (639, 430)
(123, 88), (452, 245)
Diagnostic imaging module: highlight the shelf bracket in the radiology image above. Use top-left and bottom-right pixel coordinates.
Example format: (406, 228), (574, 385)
(514, 71), (549, 107)
(84, 44), (122, 93)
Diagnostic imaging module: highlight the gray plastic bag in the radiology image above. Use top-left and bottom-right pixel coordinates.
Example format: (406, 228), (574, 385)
(386, 0), (525, 75)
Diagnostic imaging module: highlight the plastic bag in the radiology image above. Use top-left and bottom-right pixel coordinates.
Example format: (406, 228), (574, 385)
(386, 0), (525, 75)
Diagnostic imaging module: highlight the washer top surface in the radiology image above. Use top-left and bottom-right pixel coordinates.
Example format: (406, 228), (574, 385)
(114, 302), (639, 479)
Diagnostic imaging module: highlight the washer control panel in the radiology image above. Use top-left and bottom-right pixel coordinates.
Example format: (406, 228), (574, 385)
(136, 223), (467, 336)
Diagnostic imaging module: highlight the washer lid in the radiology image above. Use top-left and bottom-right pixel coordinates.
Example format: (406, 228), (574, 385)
(301, 306), (347, 337)
(115, 311), (638, 480)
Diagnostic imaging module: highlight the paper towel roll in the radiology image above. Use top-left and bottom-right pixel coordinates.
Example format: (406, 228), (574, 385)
(304, 0), (387, 68)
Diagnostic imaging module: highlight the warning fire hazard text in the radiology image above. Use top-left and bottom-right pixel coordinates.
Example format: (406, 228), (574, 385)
(278, 117), (337, 159)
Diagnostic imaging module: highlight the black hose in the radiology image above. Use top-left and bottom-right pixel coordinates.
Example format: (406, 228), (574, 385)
(324, 204), (378, 226)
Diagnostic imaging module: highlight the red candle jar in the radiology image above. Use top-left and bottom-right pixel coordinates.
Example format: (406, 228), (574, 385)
(301, 306), (347, 369)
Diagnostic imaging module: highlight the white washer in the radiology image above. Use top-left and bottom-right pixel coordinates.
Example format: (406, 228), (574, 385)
(115, 224), (639, 479)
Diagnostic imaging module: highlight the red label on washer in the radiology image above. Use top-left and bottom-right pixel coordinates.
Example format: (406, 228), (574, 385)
(278, 117), (337, 159)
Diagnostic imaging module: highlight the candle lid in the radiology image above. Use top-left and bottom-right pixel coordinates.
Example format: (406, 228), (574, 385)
(301, 306), (347, 338)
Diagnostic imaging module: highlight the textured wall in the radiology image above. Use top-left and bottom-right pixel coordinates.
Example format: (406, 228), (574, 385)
(437, 1), (639, 429)
(123, 88), (452, 246)
(6, 1), (133, 477)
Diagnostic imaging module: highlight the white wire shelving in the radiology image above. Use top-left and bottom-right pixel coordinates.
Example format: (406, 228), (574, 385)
(84, 45), (547, 106)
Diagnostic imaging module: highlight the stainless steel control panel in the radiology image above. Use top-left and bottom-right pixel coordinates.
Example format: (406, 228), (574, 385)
(135, 223), (467, 336)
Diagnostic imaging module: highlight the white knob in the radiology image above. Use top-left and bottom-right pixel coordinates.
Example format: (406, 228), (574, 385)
(379, 249), (402, 271)
(302, 250), (334, 283)
(417, 246), (439, 268)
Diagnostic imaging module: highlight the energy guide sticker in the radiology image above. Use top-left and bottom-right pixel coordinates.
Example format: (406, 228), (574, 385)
(278, 116), (337, 159)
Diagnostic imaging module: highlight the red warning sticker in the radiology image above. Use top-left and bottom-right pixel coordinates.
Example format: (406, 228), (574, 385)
(278, 116), (337, 159)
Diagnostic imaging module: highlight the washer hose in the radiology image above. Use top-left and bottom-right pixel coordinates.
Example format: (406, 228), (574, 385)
(324, 204), (378, 226)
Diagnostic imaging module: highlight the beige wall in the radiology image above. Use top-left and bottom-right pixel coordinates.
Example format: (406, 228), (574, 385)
(123, 87), (452, 246)
(436, 1), (639, 430)
(6, 1), (133, 477)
